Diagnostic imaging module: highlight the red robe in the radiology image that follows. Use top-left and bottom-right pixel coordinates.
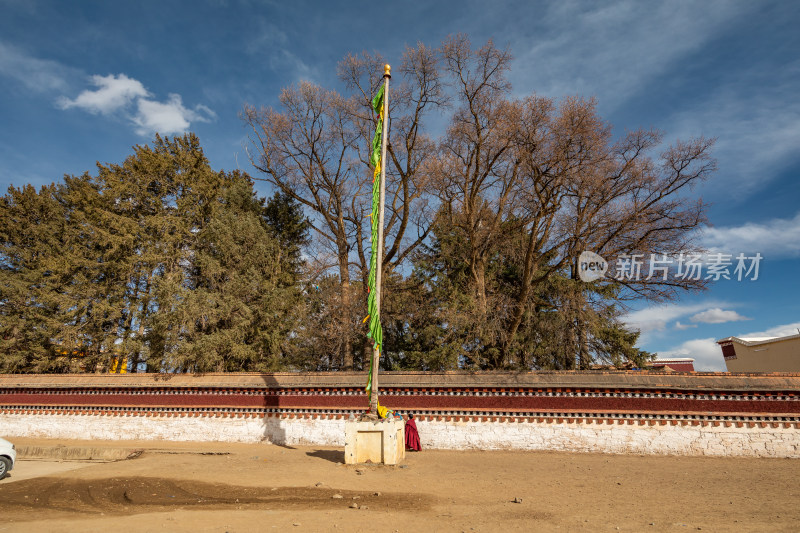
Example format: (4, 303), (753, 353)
(405, 418), (421, 451)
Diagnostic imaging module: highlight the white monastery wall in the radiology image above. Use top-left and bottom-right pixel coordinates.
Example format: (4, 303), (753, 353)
(418, 418), (800, 458)
(2, 412), (798, 458)
(0, 413), (345, 447)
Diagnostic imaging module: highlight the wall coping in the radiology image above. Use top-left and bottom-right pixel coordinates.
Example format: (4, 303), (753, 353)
(2, 371), (800, 391)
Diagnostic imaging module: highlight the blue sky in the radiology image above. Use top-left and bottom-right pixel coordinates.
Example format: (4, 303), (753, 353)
(1, 0), (798, 370)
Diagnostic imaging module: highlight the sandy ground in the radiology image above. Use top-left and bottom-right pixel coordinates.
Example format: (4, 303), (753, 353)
(1, 438), (799, 532)
(0, 460), (94, 484)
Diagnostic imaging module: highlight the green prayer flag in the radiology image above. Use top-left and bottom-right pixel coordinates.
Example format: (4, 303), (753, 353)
(365, 83), (386, 397)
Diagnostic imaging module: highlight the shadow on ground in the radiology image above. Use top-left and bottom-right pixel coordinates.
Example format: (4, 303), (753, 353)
(306, 449), (344, 463)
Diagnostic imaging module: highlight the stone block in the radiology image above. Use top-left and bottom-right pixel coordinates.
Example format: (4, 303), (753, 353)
(344, 418), (405, 465)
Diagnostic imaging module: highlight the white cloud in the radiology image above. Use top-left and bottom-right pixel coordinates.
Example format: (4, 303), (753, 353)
(738, 321), (800, 340)
(622, 301), (726, 342)
(0, 41), (75, 92)
(501, 1), (794, 197)
(703, 212), (800, 259)
(668, 69), (800, 195)
(659, 337), (725, 372)
(623, 301), (756, 345)
(246, 19), (317, 82)
(58, 74), (149, 114)
(133, 94), (216, 136)
(510, 1), (752, 112)
(58, 73), (216, 136)
(690, 308), (750, 324)
(0, 47), (215, 135)
(660, 320), (800, 372)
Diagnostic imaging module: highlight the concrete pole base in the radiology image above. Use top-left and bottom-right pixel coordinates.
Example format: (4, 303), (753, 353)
(344, 417), (405, 465)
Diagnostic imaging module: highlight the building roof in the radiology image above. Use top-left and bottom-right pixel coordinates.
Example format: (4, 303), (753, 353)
(717, 333), (800, 347)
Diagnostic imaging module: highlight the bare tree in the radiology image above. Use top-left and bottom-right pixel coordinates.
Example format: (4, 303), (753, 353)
(243, 83), (364, 369)
(338, 44), (444, 295)
(505, 96), (716, 368)
(425, 35), (716, 369)
(244, 35), (716, 372)
(245, 45), (448, 370)
(435, 35), (517, 318)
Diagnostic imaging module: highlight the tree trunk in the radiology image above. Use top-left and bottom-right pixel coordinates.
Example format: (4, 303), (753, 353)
(338, 245), (353, 370)
(471, 256), (487, 318)
(577, 318), (590, 369)
(570, 257), (590, 369)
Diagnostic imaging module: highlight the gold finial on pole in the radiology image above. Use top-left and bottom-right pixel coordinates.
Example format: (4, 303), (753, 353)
(384, 64), (391, 77)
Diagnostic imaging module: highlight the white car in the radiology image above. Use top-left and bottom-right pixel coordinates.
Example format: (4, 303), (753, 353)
(0, 437), (16, 479)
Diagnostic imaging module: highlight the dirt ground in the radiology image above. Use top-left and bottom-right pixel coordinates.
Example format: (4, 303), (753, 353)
(1, 438), (799, 532)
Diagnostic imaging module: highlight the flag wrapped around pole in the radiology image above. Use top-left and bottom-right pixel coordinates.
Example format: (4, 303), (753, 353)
(365, 65), (390, 416)
(365, 83), (385, 355)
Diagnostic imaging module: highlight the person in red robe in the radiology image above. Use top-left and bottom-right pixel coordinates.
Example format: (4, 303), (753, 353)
(405, 413), (421, 451)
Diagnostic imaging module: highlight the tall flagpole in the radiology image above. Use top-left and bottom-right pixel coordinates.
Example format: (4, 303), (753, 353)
(369, 64), (390, 416)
